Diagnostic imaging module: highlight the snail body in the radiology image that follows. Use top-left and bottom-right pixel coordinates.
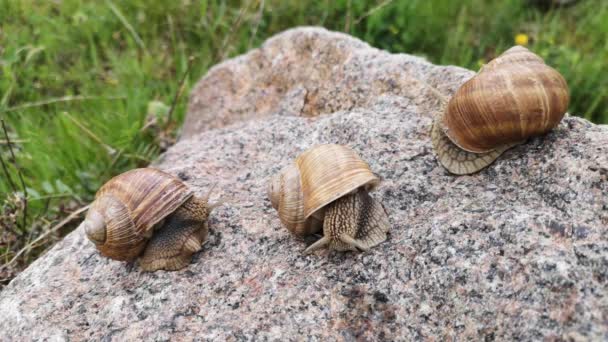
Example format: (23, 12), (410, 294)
(269, 144), (390, 253)
(431, 46), (570, 174)
(80, 168), (216, 271)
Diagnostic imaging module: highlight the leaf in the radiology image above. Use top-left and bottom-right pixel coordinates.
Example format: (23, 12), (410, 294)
(26, 187), (41, 199)
(147, 100), (170, 119)
(54, 179), (72, 194)
(41, 181), (54, 194)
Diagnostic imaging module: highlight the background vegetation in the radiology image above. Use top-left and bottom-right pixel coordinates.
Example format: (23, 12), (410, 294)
(1, 0), (606, 285)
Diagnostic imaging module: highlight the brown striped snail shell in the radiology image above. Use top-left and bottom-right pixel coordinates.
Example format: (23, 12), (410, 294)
(80, 168), (217, 271)
(431, 46), (570, 175)
(268, 144), (390, 253)
(268, 164), (322, 236)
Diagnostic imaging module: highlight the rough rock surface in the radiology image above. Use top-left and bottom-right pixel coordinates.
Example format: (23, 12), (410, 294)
(183, 27), (470, 137)
(1, 27), (607, 341)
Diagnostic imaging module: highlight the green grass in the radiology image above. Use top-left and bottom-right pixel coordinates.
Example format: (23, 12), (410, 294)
(1, 0), (607, 282)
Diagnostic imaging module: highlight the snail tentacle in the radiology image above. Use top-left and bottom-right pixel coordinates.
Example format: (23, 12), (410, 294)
(339, 234), (369, 252)
(303, 236), (330, 254)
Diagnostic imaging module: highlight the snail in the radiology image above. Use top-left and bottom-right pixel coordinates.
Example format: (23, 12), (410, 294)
(79, 168), (219, 271)
(268, 144), (390, 253)
(431, 46), (570, 174)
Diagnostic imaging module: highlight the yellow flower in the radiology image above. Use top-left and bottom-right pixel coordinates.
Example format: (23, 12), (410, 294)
(515, 33), (529, 46)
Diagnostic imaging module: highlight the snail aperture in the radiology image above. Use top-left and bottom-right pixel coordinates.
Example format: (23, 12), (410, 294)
(431, 46), (570, 175)
(80, 168), (218, 271)
(269, 144), (390, 253)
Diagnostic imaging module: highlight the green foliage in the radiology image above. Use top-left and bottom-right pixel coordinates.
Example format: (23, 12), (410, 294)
(0, 0), (606, 278)
(350, 0), (608, 122)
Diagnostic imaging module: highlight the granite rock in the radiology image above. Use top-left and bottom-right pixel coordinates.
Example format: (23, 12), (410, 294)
(1, 27), (607, 341)
(183, 27), (471, 136)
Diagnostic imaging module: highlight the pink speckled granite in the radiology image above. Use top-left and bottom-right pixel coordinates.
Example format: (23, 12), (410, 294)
(183, 27), (471, 136)
(1, 27), (607, 341)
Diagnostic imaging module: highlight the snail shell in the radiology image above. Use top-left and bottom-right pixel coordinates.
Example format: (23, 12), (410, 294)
(81, 168), (213, 271)
(268, 144), (389, 253)
(268, 164), (322, 236)
(296, 144), (379, 218)
(432, 46), (570, 174)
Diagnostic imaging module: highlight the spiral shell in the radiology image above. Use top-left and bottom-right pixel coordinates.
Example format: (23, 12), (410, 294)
(268, 144), (379, 236)
(82, 168), (193, 260)
(432, 46), (570, 174)
(268, 164), (321, 236)
(296, 144), (379, 219)
(441, 46), (569, 153)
